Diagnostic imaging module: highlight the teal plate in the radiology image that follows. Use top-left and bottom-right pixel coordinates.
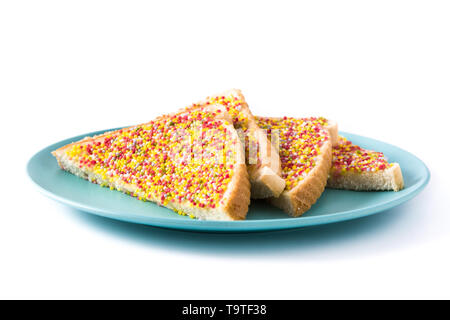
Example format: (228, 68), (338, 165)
(27, 129), (430, 233)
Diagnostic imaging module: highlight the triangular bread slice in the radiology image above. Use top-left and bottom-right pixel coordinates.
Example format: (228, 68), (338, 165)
(52, 106), (250, 221)
(297, 118), (404, 191)
(327, 136), (404, 191)
(186, 89), (285, 199)
(255, 116), (332, 217)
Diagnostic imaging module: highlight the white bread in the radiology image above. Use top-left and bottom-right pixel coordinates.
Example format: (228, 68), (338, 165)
(327, 136), (404, 191)
(256, 116), (332, 217)
(52, 106), (250, 221)
(187, 89), (285, 199)
(279, 118), (403, 191)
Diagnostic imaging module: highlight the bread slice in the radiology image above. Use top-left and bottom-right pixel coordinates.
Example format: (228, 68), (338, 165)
(268, 117), (403, 191)
(327, 136), (404, 191)
(187, 89), (285, 199)
(52, 106), (250, 221)
(255, 116), (332, 217)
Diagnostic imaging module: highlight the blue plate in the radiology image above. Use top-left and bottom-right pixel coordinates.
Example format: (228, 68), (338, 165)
(27, 128), (430, 232)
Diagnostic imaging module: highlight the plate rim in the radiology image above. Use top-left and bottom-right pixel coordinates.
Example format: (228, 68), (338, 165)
(27, 129), (430, 232)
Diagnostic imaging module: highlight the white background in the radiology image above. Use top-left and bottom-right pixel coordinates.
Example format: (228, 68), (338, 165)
(1, 0), (449, 299)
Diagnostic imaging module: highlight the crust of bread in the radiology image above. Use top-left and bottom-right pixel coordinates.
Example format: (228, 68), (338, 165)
(324, 119), (339, 146)
(270, 139), (332, 217)
(327, 162), (404, 191)
(191, 89), (285, 199)
(52, 108), (250, 221)
(245, 121), (286, 198)
(220, 162), (251, 220)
